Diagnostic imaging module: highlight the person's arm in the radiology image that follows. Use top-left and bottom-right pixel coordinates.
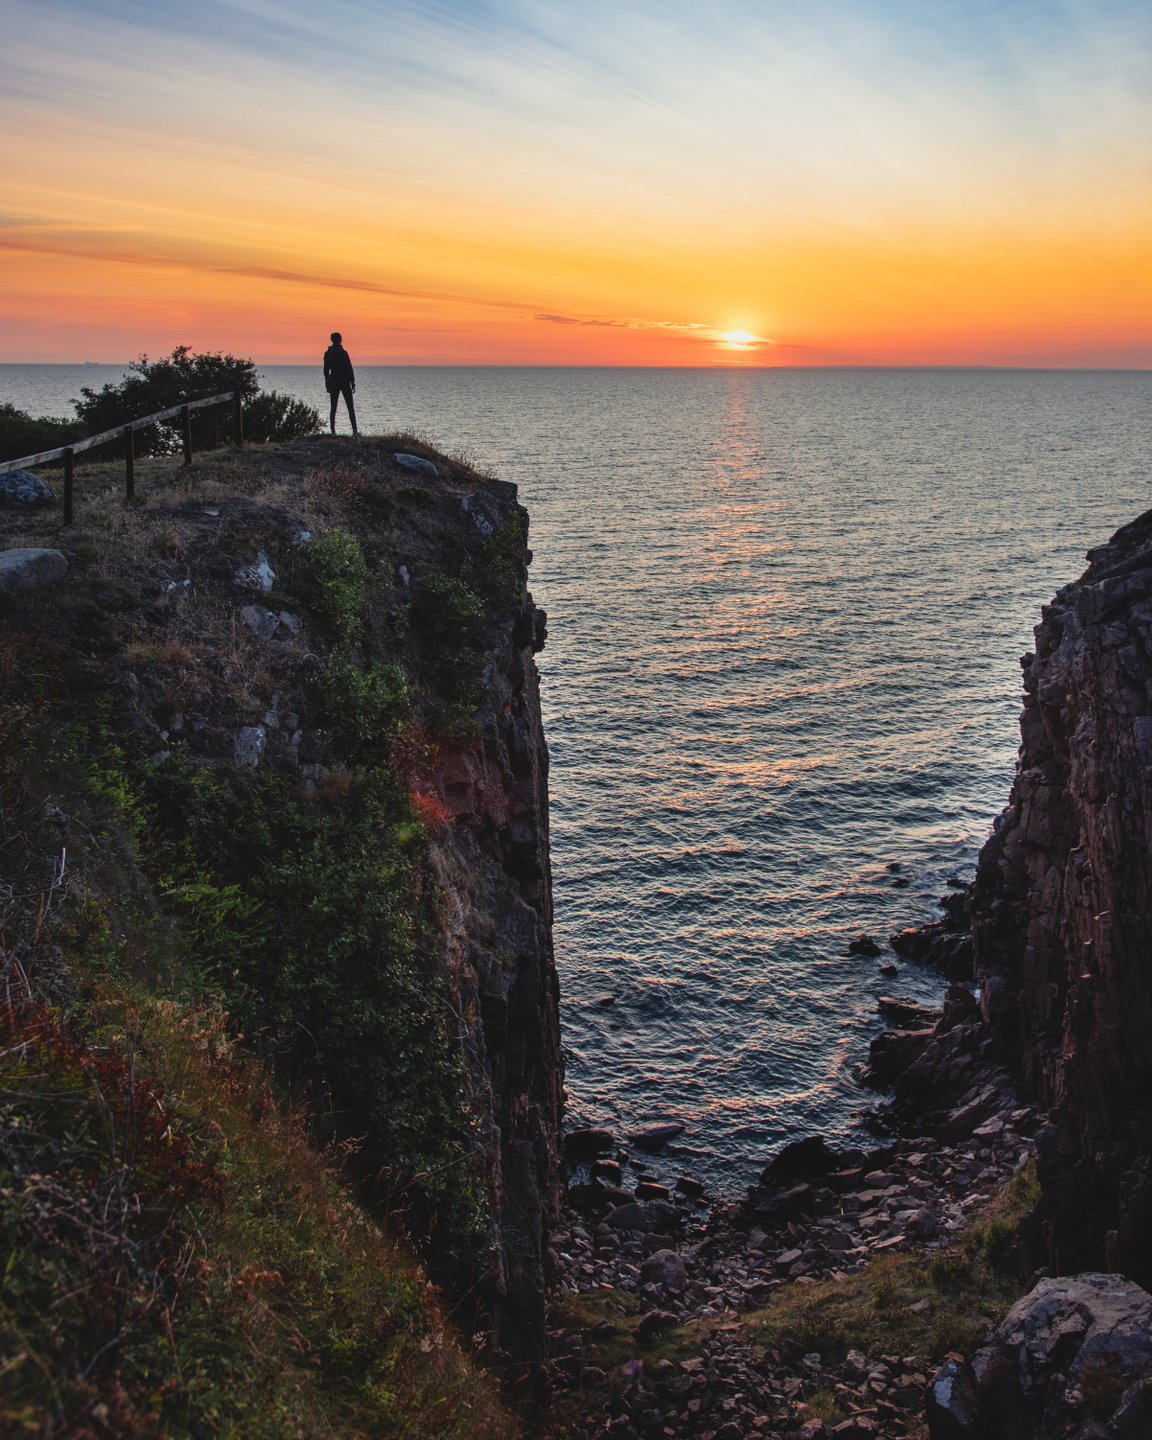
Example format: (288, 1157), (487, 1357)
(349, 356), (356, 390)
(323, 349), (332, 385)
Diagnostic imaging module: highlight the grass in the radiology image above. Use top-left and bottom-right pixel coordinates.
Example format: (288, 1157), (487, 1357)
(744, 1165), (1040, 1366)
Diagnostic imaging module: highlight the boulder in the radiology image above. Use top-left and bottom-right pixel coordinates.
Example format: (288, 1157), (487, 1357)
(0, 470), (55, 506)
(629, 1122), (685, 1152)
(878, 996), (941, 1030)
(636, 1310), (678, 1344)
(639, 1248), (687, 1294)
(392, 452), (438, 476)
(564, 1127), (615, 1161)
(928, 1272), (1152, 1438)
(0, 547), (67, 592)
(234, 550), (276, 591)
(234, 726), (267, 766)
(849, 934), (883, 957)
(239, 604), (279, 639)
(760, 1135), (839, 1185)
(604, 1200), (681, 1235)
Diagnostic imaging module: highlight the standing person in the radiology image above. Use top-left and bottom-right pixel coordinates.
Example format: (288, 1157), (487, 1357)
(323, 331), (358, 436)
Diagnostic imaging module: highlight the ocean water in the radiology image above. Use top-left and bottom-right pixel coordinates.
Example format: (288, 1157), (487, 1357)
(6, 363), (1151, 1192)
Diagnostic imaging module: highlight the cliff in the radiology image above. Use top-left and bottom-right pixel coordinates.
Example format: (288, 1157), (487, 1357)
(971, 509), (1152, 1287)
(0, 436), (561, 1431)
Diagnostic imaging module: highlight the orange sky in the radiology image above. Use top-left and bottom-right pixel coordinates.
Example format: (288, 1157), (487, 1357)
(3, 0), (1150, 366)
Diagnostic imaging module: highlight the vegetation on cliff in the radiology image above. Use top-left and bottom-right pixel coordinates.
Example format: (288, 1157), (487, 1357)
(0, 347), (319, 463)
(0, 437), (533, 1436)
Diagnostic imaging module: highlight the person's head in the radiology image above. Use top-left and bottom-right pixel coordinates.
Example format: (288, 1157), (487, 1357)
(330, 331), (342, 344)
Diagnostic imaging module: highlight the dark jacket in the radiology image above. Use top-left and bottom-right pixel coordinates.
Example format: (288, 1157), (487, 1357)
(323, 343), (355, 392)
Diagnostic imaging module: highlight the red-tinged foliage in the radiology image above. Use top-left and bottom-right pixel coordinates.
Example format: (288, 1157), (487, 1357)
(410, 788), (455, 831)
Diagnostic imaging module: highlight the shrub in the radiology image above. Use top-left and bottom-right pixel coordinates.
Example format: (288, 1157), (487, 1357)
(0, 402), (83, 462)
(297, 529), (370, 641)
(321, 655), (410, 762)
(243, 389), (321, 443)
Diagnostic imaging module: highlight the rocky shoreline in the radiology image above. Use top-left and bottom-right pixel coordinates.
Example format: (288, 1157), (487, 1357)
(544, 966), (1040, 1439)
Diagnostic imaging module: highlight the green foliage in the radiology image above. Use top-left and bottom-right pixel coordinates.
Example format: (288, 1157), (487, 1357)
(74, 345), (259, 457)
(471, 507), (528, 608)
(243, 389), (321, 444)
(410, 572), (486, 739)
(0, 401), (83, 462)
(297, 528), (370, 641)
(321, 655), (410, 762)
(120, 756), (485, 1255)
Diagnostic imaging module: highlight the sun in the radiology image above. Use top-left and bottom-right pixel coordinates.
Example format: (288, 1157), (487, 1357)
(719, 329), (758, 346)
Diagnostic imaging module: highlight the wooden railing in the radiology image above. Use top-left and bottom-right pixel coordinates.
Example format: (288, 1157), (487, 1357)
(0, 390), (244, 525)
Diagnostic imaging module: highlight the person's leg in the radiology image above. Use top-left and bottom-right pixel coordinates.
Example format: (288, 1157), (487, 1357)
(344, 385), (358, 436)
(329, 389), (338, 434)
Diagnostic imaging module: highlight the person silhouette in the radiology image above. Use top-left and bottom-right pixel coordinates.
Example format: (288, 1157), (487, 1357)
(323, 331), (358, 436)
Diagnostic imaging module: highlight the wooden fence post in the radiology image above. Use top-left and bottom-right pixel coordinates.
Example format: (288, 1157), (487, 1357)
(181, 405), (193, 467)
(234, 390), (244, 448)
(63, 449), (75, 526)
(125, 426), (135, 502)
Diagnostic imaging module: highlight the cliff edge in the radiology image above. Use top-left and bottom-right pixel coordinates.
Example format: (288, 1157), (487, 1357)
(0, 435), (561, 1432)
(972, 509), (1152, 1287)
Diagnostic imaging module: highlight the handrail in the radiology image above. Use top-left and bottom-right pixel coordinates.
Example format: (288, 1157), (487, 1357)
(0, 389), (244, 524)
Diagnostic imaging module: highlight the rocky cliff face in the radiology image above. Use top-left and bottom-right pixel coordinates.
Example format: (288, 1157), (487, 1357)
(971, 509), (1152, 1287)
(429, 557), (564, 1373)
(0, 436), (564, 1383)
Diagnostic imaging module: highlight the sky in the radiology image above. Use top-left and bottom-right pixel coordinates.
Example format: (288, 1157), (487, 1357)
(2, 0), (1150, 366)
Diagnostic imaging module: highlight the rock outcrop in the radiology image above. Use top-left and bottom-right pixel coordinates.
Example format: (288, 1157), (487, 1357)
(928, 1272), (1152, 1439)
(970, 510), (1152, 1286)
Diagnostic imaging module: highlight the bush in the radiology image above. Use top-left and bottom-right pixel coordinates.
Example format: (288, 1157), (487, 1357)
(243, 389), (320, 443)
(321, 656), (410, 762)
(0, 402), (83, 463)
(297, 528), (370, 641)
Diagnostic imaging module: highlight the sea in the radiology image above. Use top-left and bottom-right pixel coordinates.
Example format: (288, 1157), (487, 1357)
(5, 363), (1151, 1194)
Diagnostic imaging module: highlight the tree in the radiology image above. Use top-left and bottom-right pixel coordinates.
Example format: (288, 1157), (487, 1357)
(73, 346), (318, 456)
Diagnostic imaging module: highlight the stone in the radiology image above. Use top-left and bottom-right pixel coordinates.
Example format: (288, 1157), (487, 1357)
(0, 547), (67, 592)
(878, 996), (941, 1029)
(603, 1202), (654, 1233)
(629, 1123), (686, 1152)
(278, 611), (302, 634)
(461, 491), (509, 535)
(636, 1310), (678, 1344)
(0, 469), (55, 506)
(849, 935), (883, 957)
(634, 1181), (670, 1201)
(239, 604), (279, 639)
(905, 1208), (940, 1240)
(234, 550), (276, 591)
(760, 1135), (839, 1185)
(675, 1174), (705, 1199)
(565, 1127), (615, 1161)
(392, 452), (438, 476)
(932, 1273), (1152, 1438)
(234, 726), (267, 766)
(639, 1249), (687, 1294)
